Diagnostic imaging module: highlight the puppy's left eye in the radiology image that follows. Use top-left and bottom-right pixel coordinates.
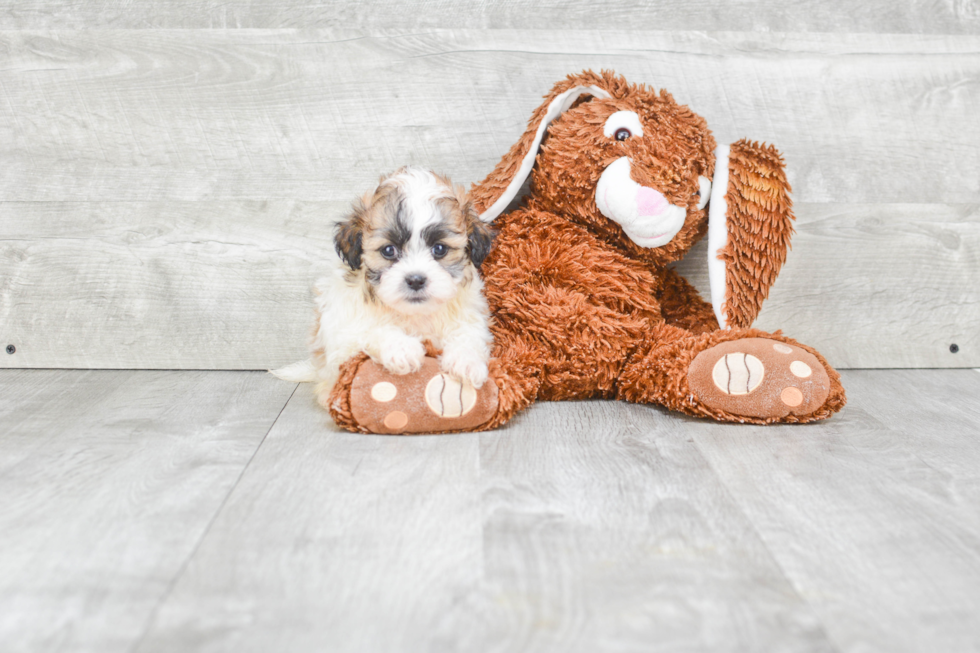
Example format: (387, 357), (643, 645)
(431, 243), (448, 259)
(380, 245), (398, 260)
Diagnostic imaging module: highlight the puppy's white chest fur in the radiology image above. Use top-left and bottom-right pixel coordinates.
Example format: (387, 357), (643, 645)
(312, 262), (491, 381)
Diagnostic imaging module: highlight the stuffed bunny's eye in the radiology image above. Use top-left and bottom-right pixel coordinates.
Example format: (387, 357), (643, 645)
(696, 176), (711, 210)
(603, 111), (645, 141)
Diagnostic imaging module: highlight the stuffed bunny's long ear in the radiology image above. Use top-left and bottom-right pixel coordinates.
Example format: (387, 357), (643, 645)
(707, 139), (795, 329)
(471, 74), (612, 222)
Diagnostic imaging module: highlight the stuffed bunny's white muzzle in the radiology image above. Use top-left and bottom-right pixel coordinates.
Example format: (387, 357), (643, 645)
(595, 157), (711, 249)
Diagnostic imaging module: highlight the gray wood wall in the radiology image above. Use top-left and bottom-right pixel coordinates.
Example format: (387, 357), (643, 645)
(2, 3), (978, 370)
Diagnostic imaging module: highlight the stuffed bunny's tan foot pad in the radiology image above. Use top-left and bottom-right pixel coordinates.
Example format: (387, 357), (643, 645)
(688, 338), (830, 419)
(349, 356), (498, 434)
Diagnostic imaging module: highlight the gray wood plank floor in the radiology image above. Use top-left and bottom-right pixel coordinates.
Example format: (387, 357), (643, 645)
(2, 369), (979, 652)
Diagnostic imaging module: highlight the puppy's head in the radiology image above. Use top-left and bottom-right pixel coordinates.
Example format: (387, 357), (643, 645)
(334, 167), (493, 315)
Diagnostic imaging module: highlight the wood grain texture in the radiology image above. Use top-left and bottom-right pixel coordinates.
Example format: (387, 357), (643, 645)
(137, 383), (835, 652)
(471, 401), (834, 652)
(3, 201), (975, 370)
(3, 368), (979, 650)
(135, 382), (485, 653)
(1, 30), (978, 204)
(0, 369), (295, 653)
(1, 29), (978, 369)
(0, 200), (341, 369)
(688, 369), (980, 652)
(2, 0), (979, 32)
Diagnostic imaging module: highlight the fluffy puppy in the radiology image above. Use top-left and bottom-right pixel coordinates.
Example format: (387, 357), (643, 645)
(274, 167), (495, 408)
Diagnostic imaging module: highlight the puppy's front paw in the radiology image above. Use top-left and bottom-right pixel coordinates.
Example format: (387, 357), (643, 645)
(440, 350), (489, 388)
(380, 337), (426, 375)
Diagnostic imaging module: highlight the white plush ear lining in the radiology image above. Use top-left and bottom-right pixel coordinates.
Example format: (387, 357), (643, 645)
(707, 143), (731, 329)
(479, 85), (611, 222)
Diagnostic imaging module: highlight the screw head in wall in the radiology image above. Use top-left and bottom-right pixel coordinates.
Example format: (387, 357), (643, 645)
(950, 344), (959, 354)
(5, 344), (15, 355)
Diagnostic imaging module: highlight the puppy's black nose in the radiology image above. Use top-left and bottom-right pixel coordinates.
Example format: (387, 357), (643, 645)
(405, 274), (427, 291)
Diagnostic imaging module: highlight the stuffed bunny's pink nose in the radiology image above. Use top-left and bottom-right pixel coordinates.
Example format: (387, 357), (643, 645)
(636, 186), (669, 217)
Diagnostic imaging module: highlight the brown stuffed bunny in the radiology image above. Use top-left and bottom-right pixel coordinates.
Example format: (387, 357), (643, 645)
(328, 70), (846, 434)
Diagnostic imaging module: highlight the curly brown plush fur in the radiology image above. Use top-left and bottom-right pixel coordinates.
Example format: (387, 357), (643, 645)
(721, 140), (796, 328)
(328, 70), (845, 432)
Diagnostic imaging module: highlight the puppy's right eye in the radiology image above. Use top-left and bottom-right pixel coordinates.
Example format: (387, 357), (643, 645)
(380, 245), (398, 260)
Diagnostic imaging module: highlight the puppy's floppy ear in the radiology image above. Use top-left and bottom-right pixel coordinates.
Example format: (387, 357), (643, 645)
(334, 196), (368, 270)
(707, 139), (794, 329)
(470, 70), (625, 222)
(462, 199), (495, 268)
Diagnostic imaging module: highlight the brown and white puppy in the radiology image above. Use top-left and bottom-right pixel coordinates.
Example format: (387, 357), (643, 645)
(274, 167), (494, 402)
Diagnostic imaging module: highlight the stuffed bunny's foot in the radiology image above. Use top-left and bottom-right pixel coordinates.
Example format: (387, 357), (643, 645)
(688, 338), (830, 420)
(344, 356), (498, 434)
(687, 338), (830, 419)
